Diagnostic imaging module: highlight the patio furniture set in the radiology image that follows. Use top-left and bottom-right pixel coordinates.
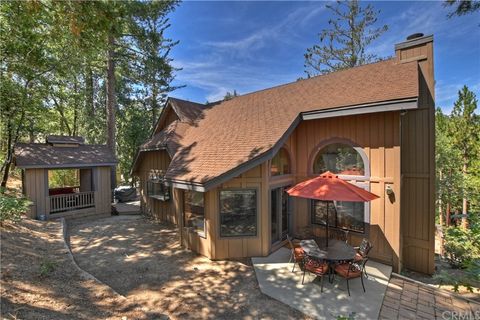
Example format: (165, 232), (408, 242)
(288, 235), (373, 296)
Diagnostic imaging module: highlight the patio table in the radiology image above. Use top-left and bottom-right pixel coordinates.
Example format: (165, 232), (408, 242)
(300, 239), (356, 262)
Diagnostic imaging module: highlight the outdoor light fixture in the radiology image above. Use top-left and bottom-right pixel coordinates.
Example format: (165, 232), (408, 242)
(385, 185), (394, 196)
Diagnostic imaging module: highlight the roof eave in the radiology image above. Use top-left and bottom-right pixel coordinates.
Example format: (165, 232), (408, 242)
(16, 162), (117, 169)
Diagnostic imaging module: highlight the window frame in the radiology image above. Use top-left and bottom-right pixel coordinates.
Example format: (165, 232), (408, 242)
(310, 181), (370, 234)
(183, 190), (206, 238)
(309, 139), (370, 181)
(218, 188), (259, 239)
(146, 170), (170, 201)
(270, 147), (292, 177)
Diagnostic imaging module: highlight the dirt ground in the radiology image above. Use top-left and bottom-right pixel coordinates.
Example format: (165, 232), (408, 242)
(0, 219), (155, 320)
(69, 215), (308, 320)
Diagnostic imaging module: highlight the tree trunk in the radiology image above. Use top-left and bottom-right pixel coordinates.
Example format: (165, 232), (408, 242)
(461, 160), (468, 229)
(152, 82), (158, 129)
(85, 64), (95, 142)
(446, 202), (451, 227)
(106, 33), (116, 154)
(106, 33), (117, 190)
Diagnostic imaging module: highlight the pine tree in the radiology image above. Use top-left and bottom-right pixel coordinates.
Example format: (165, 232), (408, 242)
(304, 0), (388, 77)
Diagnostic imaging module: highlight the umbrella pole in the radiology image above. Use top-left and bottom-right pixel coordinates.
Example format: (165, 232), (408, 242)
(326, 201), (329, 247)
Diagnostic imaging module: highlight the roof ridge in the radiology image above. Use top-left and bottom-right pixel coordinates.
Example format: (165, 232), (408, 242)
(208, 58), (399, 104)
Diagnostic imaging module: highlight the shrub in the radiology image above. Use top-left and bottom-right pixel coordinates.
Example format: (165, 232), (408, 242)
(0, 187), (32, 223)
(39, 259), (57, 277)
(443, 214), (480, 267)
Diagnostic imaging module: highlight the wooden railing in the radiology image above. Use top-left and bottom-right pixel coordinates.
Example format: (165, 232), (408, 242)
(49, 191), (95, 214)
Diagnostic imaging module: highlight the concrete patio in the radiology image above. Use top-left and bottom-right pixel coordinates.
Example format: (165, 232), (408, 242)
(252, 247), (392, 319)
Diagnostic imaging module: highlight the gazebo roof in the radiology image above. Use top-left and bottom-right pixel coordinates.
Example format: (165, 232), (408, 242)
(14, 138), (117, 169)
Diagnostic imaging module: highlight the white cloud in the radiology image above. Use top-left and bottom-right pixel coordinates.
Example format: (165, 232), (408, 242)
(205, 3), (325, 57)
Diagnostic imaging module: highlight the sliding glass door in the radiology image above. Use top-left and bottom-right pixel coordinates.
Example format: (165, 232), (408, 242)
(271, 186), (291, 244)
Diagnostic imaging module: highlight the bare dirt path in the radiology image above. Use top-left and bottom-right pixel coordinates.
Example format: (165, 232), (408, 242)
(0, 219), (149, 320)
(69, 215), (308, 320)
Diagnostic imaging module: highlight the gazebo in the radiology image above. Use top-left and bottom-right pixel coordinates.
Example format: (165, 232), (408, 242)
(14, 135), (117, 220)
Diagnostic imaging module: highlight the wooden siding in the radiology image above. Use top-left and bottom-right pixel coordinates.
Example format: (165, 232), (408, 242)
(24, 166), (112, 219)
(292, 112), (402, 270)
(137, 150), (176, 224)
(181, 163), (268, 259)
(398, 41), (435, 274)
(24, 168), (48, 218)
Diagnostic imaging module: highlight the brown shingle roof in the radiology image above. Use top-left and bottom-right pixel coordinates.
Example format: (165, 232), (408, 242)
(139, 120), (190, 155)
(14, 143), (117, 168)
(169, 98), (205, 124)
(164, 59), (419, 185)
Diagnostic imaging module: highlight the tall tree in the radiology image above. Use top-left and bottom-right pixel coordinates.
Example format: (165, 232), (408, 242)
(304, 0), (388, 77)
(449, 86), (479, 229)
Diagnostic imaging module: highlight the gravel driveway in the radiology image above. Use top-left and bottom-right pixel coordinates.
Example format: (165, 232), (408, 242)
(69, 216), (308, 320)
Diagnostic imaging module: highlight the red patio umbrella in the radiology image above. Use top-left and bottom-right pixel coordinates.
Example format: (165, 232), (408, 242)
(286, 171), (379, 246)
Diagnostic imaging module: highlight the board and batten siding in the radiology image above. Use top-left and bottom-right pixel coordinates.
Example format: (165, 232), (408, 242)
(398, 39), (435, 275)
(24, 166), (112, 219)
(180, 163), (269, 259)
(24, 168), (48, 218)
(137, 150), (177, 224)
(292, 112), (402, 271)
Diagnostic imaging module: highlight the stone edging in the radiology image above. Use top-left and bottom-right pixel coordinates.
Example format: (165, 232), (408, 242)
(391, 272), (480, 306)
(60, 218), (126, 299)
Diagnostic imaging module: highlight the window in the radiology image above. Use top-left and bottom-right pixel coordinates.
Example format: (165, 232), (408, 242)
(313, 143), (365, 176)
(184, 191), (205, 236)
(147, 170), (170, 201)
(271, 148), (291, 176)
(220, 189), (257, 237)
(311, 200), (365, 233)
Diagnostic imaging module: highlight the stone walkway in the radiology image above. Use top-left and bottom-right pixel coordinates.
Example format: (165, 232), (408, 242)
(380, 275), (480, 319)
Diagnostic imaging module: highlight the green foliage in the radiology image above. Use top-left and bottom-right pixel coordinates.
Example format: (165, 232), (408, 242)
(39, 259), (57, 277)
(443, 224), (480, 267)
(336, 312), (356, 320)
(304, 0), (388, 76)
(0, 0), (180, 185)
(0, 188), (32, 222)
(48, 169), (80, 188)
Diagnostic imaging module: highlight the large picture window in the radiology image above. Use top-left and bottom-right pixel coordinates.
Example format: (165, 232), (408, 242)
(220, 189), (257, 237)
(184, 191), (205, 236)
(313, 143), (365, 176)
(311, 141), (369, 233)
(311, 200), (365, 233)
(271, 148), (291, 176)
(147, 175), (170, 201)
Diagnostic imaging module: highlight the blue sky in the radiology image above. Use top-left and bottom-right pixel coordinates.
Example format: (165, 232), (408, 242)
(166, 1), (480, 113)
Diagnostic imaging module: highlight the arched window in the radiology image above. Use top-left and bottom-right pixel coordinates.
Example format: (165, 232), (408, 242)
(311, 142), (369, 233)
(271, 148), (291, 176)
(313, 143), (365, 176)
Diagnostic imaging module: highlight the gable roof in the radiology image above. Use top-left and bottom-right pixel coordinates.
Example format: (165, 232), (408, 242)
(14, 143), (117, 169)
(153, 98), (205, 135)
(163, 59), (419, 189)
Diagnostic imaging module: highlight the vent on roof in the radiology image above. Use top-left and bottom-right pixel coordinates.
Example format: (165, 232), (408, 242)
(46, 135), (85, 146)
(406, 33), (424, 41)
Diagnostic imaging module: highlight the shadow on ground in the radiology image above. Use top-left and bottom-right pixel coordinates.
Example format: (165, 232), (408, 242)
(69, 215), (308, 319)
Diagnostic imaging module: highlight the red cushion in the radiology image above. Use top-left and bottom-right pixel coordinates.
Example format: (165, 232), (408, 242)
(305, 260), (329, 275)
(335, 263), (362, 278)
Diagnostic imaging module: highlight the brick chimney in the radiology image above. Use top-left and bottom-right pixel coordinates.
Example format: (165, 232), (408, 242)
(395, 34), (434, 103)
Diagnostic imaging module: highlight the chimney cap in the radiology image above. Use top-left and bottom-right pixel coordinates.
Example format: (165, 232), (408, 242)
(407, 33), (424, 40)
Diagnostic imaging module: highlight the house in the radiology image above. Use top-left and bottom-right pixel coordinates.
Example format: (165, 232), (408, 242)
(14, 135), (116, 220)
(132, 34), (435, 274)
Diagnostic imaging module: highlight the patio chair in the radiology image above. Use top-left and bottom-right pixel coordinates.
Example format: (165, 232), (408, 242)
(354, 238), (373, 278)
(287, 235), (304, 272)
(301, 255), (329, 292)
(333, 260), (366, 296)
